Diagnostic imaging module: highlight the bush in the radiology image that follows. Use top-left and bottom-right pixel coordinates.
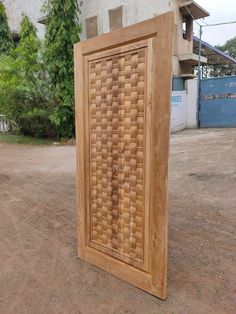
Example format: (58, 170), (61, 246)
(0, 15), (57, 138)
(0, 0), (82, 140)
(43, 0), (81, 138)
(17, 108), (57, 138)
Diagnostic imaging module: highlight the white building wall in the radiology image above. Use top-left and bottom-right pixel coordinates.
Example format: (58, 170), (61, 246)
(79, 0), (185, 77)
(79, 0), (176, 40)
(186, 79), (198, 128)
(171, 91), (187, 132)
(3, 0), (194, 77)
(2, 0), (199, 132)
(2, 0), (181, 38)
(2, 0), (45, 39)
(171, 79), (198, 132)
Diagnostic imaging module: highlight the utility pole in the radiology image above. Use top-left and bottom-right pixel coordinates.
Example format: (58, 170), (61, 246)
(197, 24), (203, 128)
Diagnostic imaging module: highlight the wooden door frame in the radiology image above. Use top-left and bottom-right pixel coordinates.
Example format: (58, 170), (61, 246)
(74, 12), (174, 300)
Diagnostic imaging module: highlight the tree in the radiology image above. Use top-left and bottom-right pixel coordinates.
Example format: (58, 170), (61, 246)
(218, 36), (236, 59)
(0, 15), (56, 138)
(210, 36), (236, 77)
(43, 0), (82, 138)
(0, 1), (14, 55)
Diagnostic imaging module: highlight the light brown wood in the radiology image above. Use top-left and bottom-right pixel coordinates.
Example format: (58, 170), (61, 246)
(74, 12), (174, 300)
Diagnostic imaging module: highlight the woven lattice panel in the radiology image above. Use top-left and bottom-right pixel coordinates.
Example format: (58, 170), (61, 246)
(88, 48), (146, 269)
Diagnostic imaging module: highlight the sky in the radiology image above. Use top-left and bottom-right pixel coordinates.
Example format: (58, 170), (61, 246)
(193, 0), (236, 46)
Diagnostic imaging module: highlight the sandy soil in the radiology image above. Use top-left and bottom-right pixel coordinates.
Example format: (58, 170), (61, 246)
(0, 129), (235, 314)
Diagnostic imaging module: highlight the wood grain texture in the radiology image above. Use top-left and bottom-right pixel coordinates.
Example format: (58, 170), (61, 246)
(88, 47), (147, 270)
(74, 12), (174, 300)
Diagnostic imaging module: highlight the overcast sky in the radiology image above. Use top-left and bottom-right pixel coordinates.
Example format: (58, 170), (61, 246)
(193, 0), (236, 46)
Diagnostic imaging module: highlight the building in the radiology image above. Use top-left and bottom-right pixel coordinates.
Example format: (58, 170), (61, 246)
(2, 0), (209, 80)
(2, 0), (213, 132)
(80, 0), (209, 80)
(193, 36), (236, 78)
(1, 0), (45, 41)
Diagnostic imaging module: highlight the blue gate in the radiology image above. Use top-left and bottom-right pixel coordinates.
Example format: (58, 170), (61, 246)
(199, 76), (236, 127)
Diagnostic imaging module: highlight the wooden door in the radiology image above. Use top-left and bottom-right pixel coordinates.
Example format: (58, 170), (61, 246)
(74, 12), (173, 299)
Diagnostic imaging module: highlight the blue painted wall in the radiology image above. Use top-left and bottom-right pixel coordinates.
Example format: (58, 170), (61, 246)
(199, 76), (236, 127)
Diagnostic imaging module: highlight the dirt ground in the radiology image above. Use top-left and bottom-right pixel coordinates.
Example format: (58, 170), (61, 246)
(0, 129), (236, 314)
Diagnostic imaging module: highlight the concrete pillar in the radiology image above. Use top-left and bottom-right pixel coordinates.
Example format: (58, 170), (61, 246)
(185, 79), (198, 128)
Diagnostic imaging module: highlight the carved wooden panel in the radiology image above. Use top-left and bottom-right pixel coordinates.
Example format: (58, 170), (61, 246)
(89, 48), (146, 270)
(75, 13), (174, 299)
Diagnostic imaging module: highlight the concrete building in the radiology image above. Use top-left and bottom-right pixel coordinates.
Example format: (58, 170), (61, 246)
(3, 0), (209, 79)
(1, 0), (45, 41)
(2, 0), (210, 132)
(79, 0), (209, 79)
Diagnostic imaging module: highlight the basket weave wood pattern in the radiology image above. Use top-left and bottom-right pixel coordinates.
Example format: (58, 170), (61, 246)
(89, 48), (146, 269)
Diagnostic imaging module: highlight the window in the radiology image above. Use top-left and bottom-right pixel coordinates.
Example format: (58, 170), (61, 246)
(183, 16), (193, 41)
(109, 6), (123, 31)
(86, 16), (98, 39)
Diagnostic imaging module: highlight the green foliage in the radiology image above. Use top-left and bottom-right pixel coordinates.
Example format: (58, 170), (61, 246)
(218, 36), (236, 59)
(210, 36), (236, 77)
(0, 133), (54, 145)
(0, 2), (14, 55)
(0, 1), (82, 140)
(43, 0), (81, 138)
(0, 15), (57, 138)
